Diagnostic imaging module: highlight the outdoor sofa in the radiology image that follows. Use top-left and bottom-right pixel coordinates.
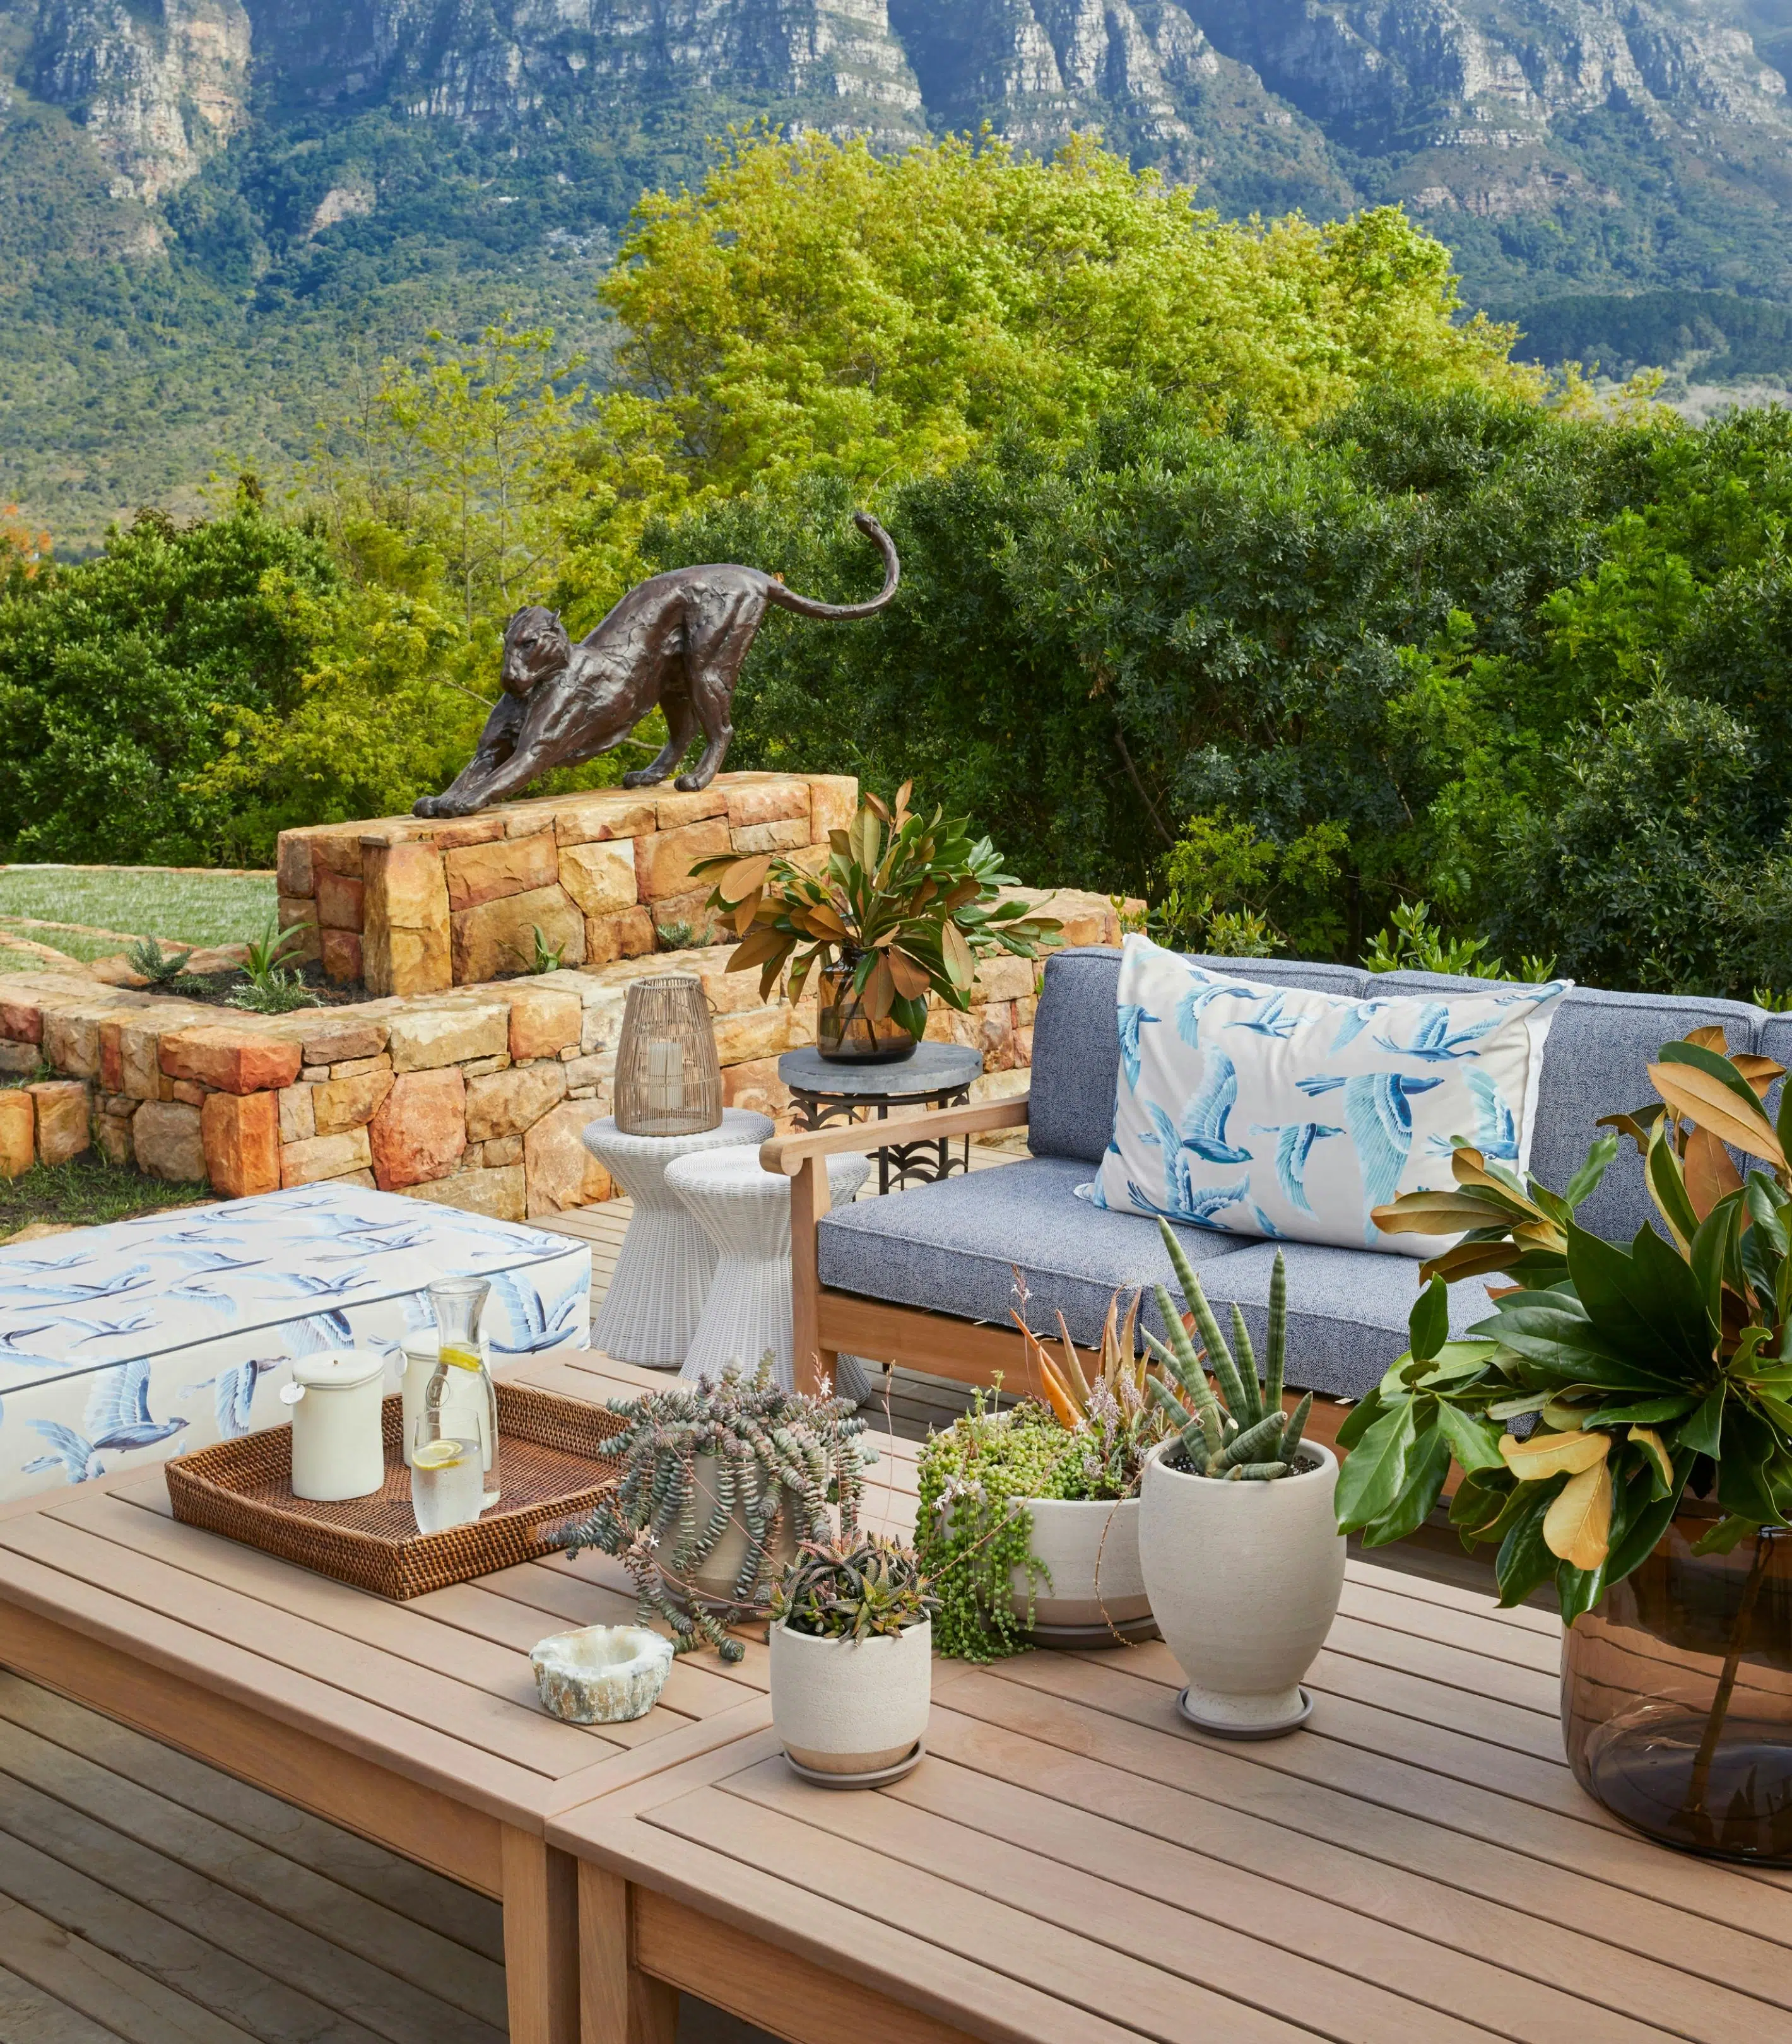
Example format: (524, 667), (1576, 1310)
(765, 945), (1786, 1409)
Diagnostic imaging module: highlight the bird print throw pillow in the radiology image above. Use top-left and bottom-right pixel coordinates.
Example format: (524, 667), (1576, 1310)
(1089, 938), (1571, 1258)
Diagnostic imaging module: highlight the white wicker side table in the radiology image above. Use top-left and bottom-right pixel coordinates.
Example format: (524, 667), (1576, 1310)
(664, 1148), (873, 1398)
(581, 1111), (773, 1367)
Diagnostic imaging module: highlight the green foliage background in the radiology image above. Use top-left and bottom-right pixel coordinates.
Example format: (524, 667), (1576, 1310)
(4, 131), (1792, 1002)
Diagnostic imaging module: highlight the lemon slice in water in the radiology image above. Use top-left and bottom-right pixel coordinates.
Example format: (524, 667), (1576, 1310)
(439, 1344), (483, 1372)
(412, 1439), (468, 1471)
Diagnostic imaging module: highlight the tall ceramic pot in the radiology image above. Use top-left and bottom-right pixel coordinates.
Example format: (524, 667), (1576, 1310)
(1138, 1438), (1345, 1736)
(1562, 1507), (1792, 1861)
(769, 1619), (933, 1776)
(1009, 1495), (1155, 1643)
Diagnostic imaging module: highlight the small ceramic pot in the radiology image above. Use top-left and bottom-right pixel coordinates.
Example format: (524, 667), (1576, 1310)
(1009, 1495), (1152, 1635)
(531, 1625), (673, 1724)
(679, 1453), (802, 1609)
(1138, 1438), (1344, 1736)
(769, 1618), (933, 1775)
(816, 960), (917, 1064)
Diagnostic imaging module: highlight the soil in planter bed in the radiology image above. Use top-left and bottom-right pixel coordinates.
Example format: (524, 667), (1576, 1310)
(151, 960), (364, 1010)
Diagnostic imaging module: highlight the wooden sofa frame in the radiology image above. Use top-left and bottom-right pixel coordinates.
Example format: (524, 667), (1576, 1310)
(760, 1093), (1347, 1449)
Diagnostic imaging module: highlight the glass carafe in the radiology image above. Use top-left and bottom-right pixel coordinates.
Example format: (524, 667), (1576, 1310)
(426, 1278), (498, 1509)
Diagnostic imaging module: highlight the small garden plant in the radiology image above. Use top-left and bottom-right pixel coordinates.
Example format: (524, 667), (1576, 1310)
(916, 1288), (1170, 1660)
(771, 1534), (937, 1641)
(556, 1357), (870, 1661)
(1145, 1218), (1313, 1479)
(227, 920), (317, 1014)
(126, 936), (196, 987)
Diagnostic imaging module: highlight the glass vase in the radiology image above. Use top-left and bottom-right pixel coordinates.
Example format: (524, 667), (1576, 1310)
(816, 960), (918, 1064)
(425, 1278), (499, 1510)
(1562, 1508), (1792, 1860)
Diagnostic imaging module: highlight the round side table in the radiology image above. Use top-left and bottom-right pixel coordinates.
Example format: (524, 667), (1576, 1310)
(582, 1110), (773, 1368)
(777, 1043), (984, 1195)
(664, 1148), (873, 1398)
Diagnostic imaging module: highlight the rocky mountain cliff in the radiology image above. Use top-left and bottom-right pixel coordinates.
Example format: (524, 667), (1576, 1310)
(4, 0), (1792, 541)
(18, 0), (1792, 253)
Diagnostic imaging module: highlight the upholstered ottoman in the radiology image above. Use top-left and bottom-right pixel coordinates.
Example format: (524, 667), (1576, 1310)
(0, 1183), (591, 1502)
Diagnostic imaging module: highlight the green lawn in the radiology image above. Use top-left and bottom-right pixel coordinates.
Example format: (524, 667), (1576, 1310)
(0, 867), (279, 957)
(0, 1154), (212, 1238)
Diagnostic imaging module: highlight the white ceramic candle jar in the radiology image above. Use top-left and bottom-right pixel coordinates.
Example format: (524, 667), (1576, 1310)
(281, 1349), (387, 1501)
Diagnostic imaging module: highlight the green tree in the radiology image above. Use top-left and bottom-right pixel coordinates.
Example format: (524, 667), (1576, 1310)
(0, 498), (340, 863)
(596, 128), (1531, 507)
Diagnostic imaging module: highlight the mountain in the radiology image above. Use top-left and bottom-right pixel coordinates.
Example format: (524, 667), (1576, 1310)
(5, 0), (1792, 546)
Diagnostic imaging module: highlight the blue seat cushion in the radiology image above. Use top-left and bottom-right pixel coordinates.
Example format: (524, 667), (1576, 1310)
(816, 1158), (1467, 1399)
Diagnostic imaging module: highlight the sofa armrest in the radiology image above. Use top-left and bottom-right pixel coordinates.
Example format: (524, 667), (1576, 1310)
(760, 1093), (1030, 1176)
(777, 1090), (1029, 1394)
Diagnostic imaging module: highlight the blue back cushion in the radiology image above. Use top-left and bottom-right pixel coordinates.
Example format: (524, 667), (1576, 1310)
(1029, 950), (1767, 1245)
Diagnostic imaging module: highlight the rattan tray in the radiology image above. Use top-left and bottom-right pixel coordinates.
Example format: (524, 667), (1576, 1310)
(165, 1382), (623, 1600)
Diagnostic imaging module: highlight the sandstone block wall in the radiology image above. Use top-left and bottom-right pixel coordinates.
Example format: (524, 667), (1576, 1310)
(0, 776), (1128, 1218)
(275, 772), (863, 995)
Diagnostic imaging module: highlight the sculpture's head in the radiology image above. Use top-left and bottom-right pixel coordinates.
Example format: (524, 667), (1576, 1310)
(500, 606), (571, 696)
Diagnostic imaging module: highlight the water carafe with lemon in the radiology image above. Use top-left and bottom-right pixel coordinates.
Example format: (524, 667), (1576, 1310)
(423, 1277), (499, 1509)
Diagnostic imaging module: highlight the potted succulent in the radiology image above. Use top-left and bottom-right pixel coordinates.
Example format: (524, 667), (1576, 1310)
(916, 1291), (1170, 1659)
(1338, 1026), (1792, 1860)
(692, 782), (1061, 1062)
(1138, 1221), (1344, 1737)
(767, 1532), (938, 1780)
(556, 1357), (869, 1662)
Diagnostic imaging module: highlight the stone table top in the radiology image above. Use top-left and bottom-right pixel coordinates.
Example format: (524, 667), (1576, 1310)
(777, 1043), (983, 1102)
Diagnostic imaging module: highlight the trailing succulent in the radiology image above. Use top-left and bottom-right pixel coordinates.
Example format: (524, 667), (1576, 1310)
(1336, 1028), (1792, 1622)
(916, 1395), (1075, 1661)
(556, 1358), (869, 1661)
(917, 1291), (1170, 1661)
(692, 782), (1061, 1043)
(1143, 1219), (1313, 1479)
(770, 1533), (938, 1642)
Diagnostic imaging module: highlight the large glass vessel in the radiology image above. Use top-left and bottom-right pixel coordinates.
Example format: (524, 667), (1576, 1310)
(425, 1278), (498, 1510)
(1562, 1508), (1792, 1860)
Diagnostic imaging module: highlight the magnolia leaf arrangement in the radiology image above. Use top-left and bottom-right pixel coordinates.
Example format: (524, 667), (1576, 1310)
(1338, 1028), (1792, 1621)
(1143, 1219), (1314, 1478)
(690, 784), (1062, 1040)
(770, 1533), (938, 1641)
(556, 1358), (869, 1662)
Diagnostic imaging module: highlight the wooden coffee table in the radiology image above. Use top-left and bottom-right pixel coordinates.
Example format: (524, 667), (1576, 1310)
(548, 1561), (1791, 2044)
(0, 1347), (914, 2044)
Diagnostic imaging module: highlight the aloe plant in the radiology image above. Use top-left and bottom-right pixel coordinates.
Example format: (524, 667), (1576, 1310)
(1335, 1026), (1792, 1623)
(1143, 1218), (1312, 1479)
(771, 1533), (938, 1641)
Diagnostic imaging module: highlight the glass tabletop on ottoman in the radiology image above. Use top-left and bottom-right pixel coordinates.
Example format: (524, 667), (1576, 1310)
(777, 1043), (985, 1194)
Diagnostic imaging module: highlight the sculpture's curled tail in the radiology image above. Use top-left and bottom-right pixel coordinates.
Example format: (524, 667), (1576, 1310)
(763, 512), (900, 620)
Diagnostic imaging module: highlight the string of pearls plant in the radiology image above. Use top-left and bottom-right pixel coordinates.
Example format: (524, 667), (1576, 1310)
(555, 1358), (870, 1662)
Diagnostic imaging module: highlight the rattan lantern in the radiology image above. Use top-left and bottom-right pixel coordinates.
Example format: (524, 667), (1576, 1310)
(613, 975), (724, 1137)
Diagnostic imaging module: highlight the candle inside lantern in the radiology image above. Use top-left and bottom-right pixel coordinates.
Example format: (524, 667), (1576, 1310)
(645, 1038), (685, 1114)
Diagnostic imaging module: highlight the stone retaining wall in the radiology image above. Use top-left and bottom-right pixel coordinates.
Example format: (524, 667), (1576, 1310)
(0, 778), (1127, 1219)
(276, 771), (862, 994)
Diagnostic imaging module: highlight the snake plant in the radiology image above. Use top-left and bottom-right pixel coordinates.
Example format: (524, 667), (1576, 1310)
(1143, 1218), (1313, 1479)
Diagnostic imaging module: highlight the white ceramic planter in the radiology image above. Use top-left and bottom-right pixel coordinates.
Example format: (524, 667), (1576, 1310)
(681, 1452), (803, 1608)
(1138, 1438), (1345, 1736)
(768, 1619), (933, 1775)
(1008, 1495), (1152, 1636)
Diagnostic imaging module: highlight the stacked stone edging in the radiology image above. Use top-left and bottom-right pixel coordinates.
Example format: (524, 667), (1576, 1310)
(0, 777), (1126, 1219)
(276, 772), (861, 994)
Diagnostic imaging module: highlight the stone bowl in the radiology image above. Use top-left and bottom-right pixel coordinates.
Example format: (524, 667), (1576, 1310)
(530, 1624), (674, 1724)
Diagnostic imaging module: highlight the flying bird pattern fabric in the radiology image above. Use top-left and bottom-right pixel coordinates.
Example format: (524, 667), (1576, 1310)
(1088, 936), (1569, 1257)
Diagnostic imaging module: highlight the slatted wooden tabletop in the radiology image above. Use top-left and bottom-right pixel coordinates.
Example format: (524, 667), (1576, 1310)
(551, 1549), (1792, 2044)
(0, 1346), (917, 2044)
